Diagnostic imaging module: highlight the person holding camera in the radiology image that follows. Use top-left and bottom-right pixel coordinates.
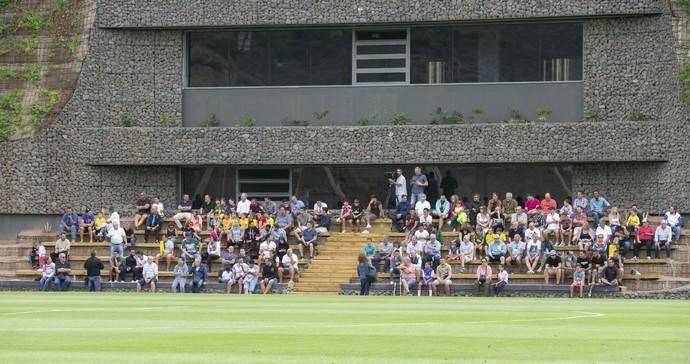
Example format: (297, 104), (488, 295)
(473, 257), (492, 296)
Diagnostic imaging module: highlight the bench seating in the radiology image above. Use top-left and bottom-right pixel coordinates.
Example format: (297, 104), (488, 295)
(339, 282), (620, 297)
(0, 279), (288, 294)
(352, 272), (659, 283)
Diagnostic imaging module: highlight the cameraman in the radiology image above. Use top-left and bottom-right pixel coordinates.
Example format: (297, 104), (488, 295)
(388, 168), (407, 206)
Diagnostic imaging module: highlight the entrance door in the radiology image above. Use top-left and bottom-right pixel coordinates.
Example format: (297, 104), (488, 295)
(235, 168), (291, 201)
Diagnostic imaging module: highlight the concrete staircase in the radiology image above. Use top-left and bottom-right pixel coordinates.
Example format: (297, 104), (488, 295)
(291, 233), (368, 294)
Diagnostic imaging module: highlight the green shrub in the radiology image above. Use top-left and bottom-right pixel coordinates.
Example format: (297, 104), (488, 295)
(386, 113), (410, 125)
(313, 110), (329, 125)
(429, 107), (465, 124)
(584, 110), (601, 122)
(535, 108), (552, 122)
(20, 11), (51, 35)
(237, 118), (257, 127)
(503, 110), (531, 124)
(159, 112), (176, 126)
(202, 113), (220, 127)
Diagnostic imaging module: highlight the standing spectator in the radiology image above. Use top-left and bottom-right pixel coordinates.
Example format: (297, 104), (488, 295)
(33, 241), (46, 269)
(53, 253), (72, 291)
(365, 196), (384, 229)
(189, 258), (208, 293)
(390, 168), (407, 205)
(655, 220), (673, 259)
(84, 251), (104, 292)
(58, 207), (79, 242)
(433, 194), (450, 231)
(473, 258), (492, 296)
(502, 192), (518, 216)
(171, 258), (188, 293)
(433, 258), (452, 296)
(261, 258), (278, 294)
(109, 251), (122, 283)
(144, 206), (163, 243)
(570, 265), (586, 298)
(589, 191), (610, 226)
(39, 256), (55, 291)
(663, 207), (683, 244)
(137, 256), (158, 293)
(120, 249), (138, 282)
(133, 192), (152, 229)
(288, 195), (304, 217)
(396, 256), (418, 296)
(573, 191), (588, 212)
(173, 194), (193, 229)
(106, 221), (127, 258)
(493, 266), (509, 295)
(440, 170), (458, 198)
(79, 208), (95, 243)
(426, 172), (440, 206)
(409, 166), (428, 207)
(357, 253), (376, 296)
(635, 218), (656, 260)
(298, 222), (318, 259)
(278, 248), (299, 285)
(260, 197), (276, 217)
(52, 232), (71, 262)
(543, 251), (563, 285)
(243, 260), (259, 294)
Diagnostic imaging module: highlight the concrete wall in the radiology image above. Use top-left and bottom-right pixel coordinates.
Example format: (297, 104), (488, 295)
(97, 0), (664, 28)
(182, 82), (583, 126)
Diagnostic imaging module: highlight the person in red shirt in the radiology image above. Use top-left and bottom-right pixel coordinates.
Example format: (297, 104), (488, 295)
(539, 192), (557, 214)
(635, 218), (656, 260)
(524, 194), (540, 215)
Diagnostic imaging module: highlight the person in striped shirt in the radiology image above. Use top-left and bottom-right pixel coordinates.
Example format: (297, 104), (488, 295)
(136, 256), (158, 293)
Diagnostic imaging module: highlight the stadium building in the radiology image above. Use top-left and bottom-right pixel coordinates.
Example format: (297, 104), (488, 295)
(1, 0), (690, 235)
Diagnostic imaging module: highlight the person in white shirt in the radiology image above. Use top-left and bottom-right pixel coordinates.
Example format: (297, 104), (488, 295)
(278, 248), (299, 284)
(231, 260), (248, 294)
(106, 221), (127, 258)
(220, 265), (235, 294)
(152, 197), (164, 217)
(525, 233), (542, 274)
(595, 221), (612, 244)
(414, 194), (431, 218)
(243, 261), (259, 294)
(655, 220), (674, 259)
(664, 207), (682, 243)
(419, 208), (433, 227)
(414, 227), (429, 248)
(492, 266), (509, 295)
(459, 235), (475, 272)
(524, 222), (541, 244)
(405, 236), (419, 256)
(236, 193), (251, 216)
(39, 256), (55, 291)
(389, 168), (407, 205)
(259, 239), (277, 260)
(137, 257), (158, 293)
(545, 210), (560, 235)
(312, 200), (328, 219)
(204, 238), (221, 273)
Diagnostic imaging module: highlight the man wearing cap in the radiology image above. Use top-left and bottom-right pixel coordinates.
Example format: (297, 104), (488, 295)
(79, 208), (95, 243)
(137, 256), (158, 293)
(487, 234), (507, 265)
(53, 253), (72, 291)
(543, 250), (563, 285)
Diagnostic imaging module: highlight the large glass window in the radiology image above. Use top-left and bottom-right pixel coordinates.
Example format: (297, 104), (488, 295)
(187, 23), (582, 87)
(188, 30), (352, 87)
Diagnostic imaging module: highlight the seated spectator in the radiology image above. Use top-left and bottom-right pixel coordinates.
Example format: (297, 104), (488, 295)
(377, 239), (394, 272)
(259, 238), (277, 262)
(560, 198), (574, 218)
(433, 195), (450, 231)
(451, 203), (469, 233)
(524, 194), (540, 215)
(249, 198), (264, 215)
(487, 235), (507, 265)
(136, 256), (158, 293)
(297, 222), (318, 259)
(288, 195), (305, 217)
(414, 194), (431, 218)
(595, 220), (613, 245)
(156, 230), (176, 271)
(433, 258), (452, 296)
(655, 220), (673, 259)
(536, 234), (556, 273)
(540, 192), (557, 213)
(589, 191), (610, 226)
(475, 206), (491, 235)
(664, 206), (683, 244)
(458, 235), (475, 273)
(388, 249), (403, 278)
(315, 208), (332, 233)
(473, 257), (492, 296)
(507, 221), (524, 242)
(363, 238), (377, 265)
(228, 220), (245, 247)
(30, 241), (45, 269)
(52, 232), (71, 262)
(231, 259), (248, 294)
(243, 260), (259, 294)
(79, 208), (95, 243)
(559, 213), (573, 246)
(418, 261), (435, 296)
(261, 258), (278, 294)
(635, 218), (656, 260)
(575, 222), (594, 251)
(422, 234), (442, 270)
(502, 192), (518, 217)
(485, 226), (507, 245)
(357, 253), (376, 296)
(543, 251), (563, 284)
(108, 250), (122, 283)
(173, 194), (193, 229)
(203, 235), (221, 273)
(39, 256), (55, 291)
(170, 258), (188, 293)
(493, 266), (509, 296)
(588, 258), (619, 297)
(487, 192), (501, 215)
(275, 207), (294, 234)
(133, 192), (152, 229)
(419, 208), (433, 228)
(473, 227), (487, 258)
(511, 207), (528, 230)
(561, 250), (577, 276)
(525, 233), (542, 274)
(490, 206), (506, 232)
(181, 233), (201, 263)
(58, 207), (78, 242)
(545, 209), (560, 236)
(396, 256), (418, 296)
(576, 251), (592, 284)
(365, 196), (384, 230)
(590, 250), (607, 273)
(278, 248), (299, 286)
(570, 265), (586, 298)
(120, 249), (138, 282)
(189, 213), (203, 233)
(592, 235), (608, 258)
(506, 234), (526, 271)
(144, 206), (163, 243)
(94, 211), (107, 242)
(275, 237), (289, 265)
(296, 208), (313, 233)
(123, 223), (137, 248)
(220, 265), (234, 294)
(152, 197), (164, 217)
(447, 240), (461, 262)
(189, 258), (208, 293)
(348, 199), (364, 233)
(84, 251), (104, 292)
(626, 207), (641, 231)
(53, 253), (72, 291)
(392, 195), (410, 233)
(404, 209), (419, 235)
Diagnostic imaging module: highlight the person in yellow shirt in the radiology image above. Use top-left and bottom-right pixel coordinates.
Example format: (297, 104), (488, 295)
(626, 209), (641, 229)
(485, 226), (508, 244)
(94, 211), (107, 242)
(239, 213), (250, 229)
(265, 212), (275, 228)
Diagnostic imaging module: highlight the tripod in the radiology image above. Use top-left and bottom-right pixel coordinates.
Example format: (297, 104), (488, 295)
(384, 182), (396, 211)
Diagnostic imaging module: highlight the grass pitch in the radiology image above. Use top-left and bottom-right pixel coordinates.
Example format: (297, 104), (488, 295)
(0, 292), (689, 363)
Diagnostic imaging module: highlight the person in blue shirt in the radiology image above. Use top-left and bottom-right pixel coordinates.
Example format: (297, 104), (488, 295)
(418, 261), (435, 296)
(79, 208), (95, 243)
(589, 191), (610, 226)
(298, 222), (318, 259)
(189, 258), (208, 293)
(433, 194), (451, 231)
(58, 207), (79, 241)
(488, 235), (507, 265)
(144, 206), (163, 243)
(391, 195), (411, 232)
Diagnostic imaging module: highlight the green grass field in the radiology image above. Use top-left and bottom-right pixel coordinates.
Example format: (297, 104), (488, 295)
(1, 293), (689, 363)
